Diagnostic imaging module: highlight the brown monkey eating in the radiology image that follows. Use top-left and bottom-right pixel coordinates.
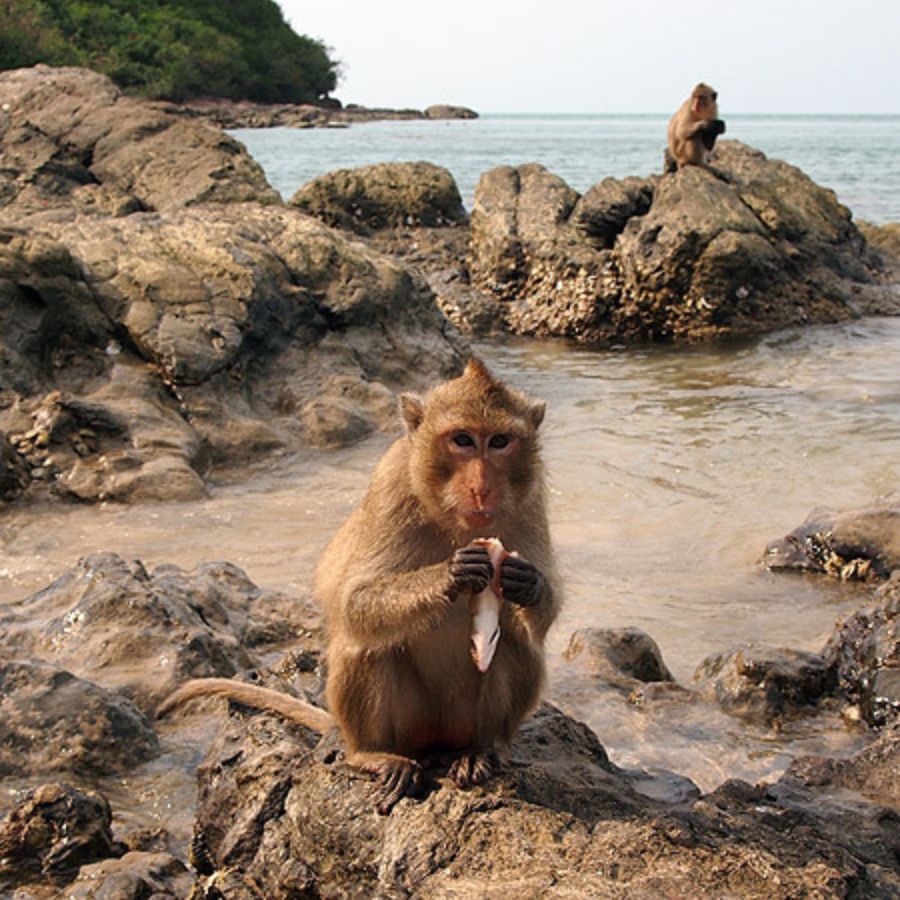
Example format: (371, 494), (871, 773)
(665, 82), (726, 171)
(159, 359), (560, 814)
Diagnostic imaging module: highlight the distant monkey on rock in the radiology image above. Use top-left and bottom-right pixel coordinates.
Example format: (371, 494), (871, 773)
(159, 359), (560, 814)
(665, 82), (726, 172)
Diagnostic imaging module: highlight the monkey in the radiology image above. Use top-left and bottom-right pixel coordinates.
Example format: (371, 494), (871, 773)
(159, 359), (560, 814)
(664, 82), (726, 172)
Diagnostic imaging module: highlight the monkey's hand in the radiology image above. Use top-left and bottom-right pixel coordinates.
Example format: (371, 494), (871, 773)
(499, 555), (546, 607)
(448, 545), (494, 598)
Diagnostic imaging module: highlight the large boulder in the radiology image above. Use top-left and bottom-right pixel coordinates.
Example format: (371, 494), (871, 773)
(0, 202), (466, 502)
(184, 703), (899, 898)
(291, 161), (469, 235)
(467, 142), (898, 343)
(0, 65), (280, 213)
(0, 67), (467, 503)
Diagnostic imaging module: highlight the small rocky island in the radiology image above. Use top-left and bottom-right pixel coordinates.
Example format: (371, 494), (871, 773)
(1, 66), (899, 897)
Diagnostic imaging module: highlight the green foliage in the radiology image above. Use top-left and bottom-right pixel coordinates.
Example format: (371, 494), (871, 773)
(0, 0), (339, 103)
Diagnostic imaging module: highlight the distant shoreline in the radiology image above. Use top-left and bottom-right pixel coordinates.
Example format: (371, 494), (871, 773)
(167, 98), (478, 129)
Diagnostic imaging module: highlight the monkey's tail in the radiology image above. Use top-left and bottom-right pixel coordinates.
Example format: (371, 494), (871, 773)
(156, 677), (334, 734)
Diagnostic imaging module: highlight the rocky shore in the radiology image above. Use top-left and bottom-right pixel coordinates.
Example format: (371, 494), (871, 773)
(167, 97), (478, 130)
(1, 65), (899, 897)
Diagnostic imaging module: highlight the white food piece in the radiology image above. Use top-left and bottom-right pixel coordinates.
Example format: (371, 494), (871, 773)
(469, 538), (508, 673)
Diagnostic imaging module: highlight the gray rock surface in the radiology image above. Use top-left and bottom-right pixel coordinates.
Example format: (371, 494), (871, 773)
(291, 160), (469, 234)
(0, 67), (467, 504)
(824, 572), (900, 725)
(0, 783), (124, 889)
(185, 702), (899, 898)
(695, 644), (835, 723)
(563, 626), (675, 687)
(0, 660), (159, 776)
(0, 65), (280, 213)
(465, 142), (897, 343)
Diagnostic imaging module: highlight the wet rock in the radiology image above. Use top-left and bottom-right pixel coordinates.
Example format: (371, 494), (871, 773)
(186, 702), (897, 897)
(784, 721), (900, 808)
(0, 552), (322, 711)
(0, 431), (28, 503)
(0, 783), (124, 889)
(0, 660), (158, 777)
(764, 496), (900, 580)
(291, 161), (469, 235)
(467, 142), (897, 344)
(65, 850), (193, 899)
(823, 572), (900, 725)
(563, 626), (675, 687)
(0, 65), (279, 214)
(694, 644), (836, 723)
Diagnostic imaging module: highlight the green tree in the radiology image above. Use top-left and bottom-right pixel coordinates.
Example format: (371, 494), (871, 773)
(0, 0), (339, 103)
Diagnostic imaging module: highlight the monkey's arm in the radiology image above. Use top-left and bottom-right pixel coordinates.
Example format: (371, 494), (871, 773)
(341, 548), (490, 651)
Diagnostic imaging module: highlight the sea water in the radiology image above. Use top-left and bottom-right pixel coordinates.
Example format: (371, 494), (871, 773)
(230, 113), (900, 222)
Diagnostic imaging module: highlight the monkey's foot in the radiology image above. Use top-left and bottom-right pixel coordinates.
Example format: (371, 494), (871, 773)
(448, 749), (500, 788)
(374, 758), (424, 815)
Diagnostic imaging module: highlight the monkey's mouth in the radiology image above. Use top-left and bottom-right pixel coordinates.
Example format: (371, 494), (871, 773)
(462, 508), (495, 529)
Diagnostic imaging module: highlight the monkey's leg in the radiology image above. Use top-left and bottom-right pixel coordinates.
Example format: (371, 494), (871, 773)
(345, 750), (424, 814)
(448, 748), (501, 788)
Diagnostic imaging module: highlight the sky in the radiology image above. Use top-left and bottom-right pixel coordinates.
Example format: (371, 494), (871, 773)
(280, 0), (899, 115)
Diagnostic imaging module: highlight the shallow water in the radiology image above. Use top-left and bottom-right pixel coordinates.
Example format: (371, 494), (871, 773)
(2, 318), (898, 800)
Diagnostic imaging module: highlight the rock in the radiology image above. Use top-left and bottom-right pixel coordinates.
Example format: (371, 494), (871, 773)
(572, 175), (656, 249)
(563, 626), (675, 687)
(694, 644), (835, 723)
(0, 783), (124, 889)
(186, 702), (898, 897)
(291, 161), (469, 235)
(784, 721), (900, 808)
(0, 65), (280, 213)
(0, 660), (158, 777)
(65, 850), (193, 899)
(823, 572), (900, 725)
(858, 220), (900, 278)
(764, 496), (900, 580)
(0, 201), (466, 502)
(467, 142), (898, 344)
(0, 431), (28, 503)
(425, 104), (478, 120)
(0, 552), (322, 711)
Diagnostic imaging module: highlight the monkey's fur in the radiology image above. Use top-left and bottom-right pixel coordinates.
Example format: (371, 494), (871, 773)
(665, 82), (726, 172)
(159, 359), (560, 813)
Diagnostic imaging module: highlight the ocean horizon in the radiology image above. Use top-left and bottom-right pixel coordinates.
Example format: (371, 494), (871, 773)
(232, 112), (900, 224)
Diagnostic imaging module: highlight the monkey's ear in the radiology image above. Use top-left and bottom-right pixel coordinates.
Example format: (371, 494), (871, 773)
(528, 401), (546, 430)
(399, 393), (425, 433)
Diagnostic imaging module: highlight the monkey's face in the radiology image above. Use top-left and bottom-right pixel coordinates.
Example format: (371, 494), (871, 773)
(441, 427), (521, 534)
(691, 85), (719, 121)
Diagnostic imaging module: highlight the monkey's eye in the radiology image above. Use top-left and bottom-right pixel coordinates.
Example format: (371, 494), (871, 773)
(452, 432), (476, 448)
(488, 434), (510, 449)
